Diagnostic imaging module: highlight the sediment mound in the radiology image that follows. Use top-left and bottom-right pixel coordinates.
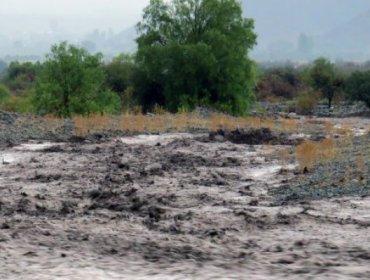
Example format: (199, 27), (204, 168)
(208, 128), (301, 145)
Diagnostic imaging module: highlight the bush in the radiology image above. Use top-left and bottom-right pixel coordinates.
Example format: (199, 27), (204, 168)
(257, 66), (304, 101)
(34, 42), (119, 117)
(0, 94), (34, 113)
(346, 70), (370, 108)
(285, 100), (297, 113)
(92, 90), (121, 114)
(0, 84), (10, 105)
(4, 61), (41, 93)
(296, 90), (320, 115)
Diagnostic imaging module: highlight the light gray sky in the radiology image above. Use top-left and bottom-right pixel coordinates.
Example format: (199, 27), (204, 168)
(1, 0), (370, 60)
(0, 0), (149, 36)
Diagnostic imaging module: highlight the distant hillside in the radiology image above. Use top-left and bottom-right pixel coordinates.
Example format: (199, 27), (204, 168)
(2, 0), (370, 62)
(319, 10), (370, 57)
(242, 0), (370, 61)
(242, 0), (370, 41)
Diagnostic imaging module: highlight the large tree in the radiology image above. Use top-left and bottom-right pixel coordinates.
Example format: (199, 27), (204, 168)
(309, 58), (344, 109)
(34, 42), (120, 117)
(135, 0), (257, 115)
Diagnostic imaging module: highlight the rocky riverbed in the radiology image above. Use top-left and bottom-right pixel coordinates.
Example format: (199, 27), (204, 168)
(0, 113), (369, 279)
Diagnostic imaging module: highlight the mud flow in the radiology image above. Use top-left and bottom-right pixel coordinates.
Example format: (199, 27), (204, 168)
(1, 132), (370, 279)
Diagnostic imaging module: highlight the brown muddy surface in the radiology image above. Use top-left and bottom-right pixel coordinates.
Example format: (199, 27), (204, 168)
(1, 132), (370, 279)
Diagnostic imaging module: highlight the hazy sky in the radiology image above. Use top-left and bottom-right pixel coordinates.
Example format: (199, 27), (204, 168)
(1, 0), (369, 37)
(1, 0), (370, 60)
(0, 0), (149, 37)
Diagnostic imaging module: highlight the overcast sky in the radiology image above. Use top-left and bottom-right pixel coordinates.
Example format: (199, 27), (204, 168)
(1, 0), (369, 37)
(1, 0), (370, 60)
(0, 0), (149, 37)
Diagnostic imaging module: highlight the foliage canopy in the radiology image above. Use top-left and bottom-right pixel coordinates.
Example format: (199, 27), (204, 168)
(136, 0), (257, 115)
(104, 53), (136, 94)
(309, 58), (344, 108)
(346, 70), (370, 108)
(34, 42), (120, 117)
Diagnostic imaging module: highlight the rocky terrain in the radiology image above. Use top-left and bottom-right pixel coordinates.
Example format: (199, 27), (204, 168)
(0, 112), (369, 279)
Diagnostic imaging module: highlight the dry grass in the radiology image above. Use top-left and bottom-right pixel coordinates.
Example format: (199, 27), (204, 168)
(43, 113), (361, 175)
(73, 114), (113, 136)
(63, 111), (331, 137)
(319, 138), (336, 163)
(57, 113), (335, 138)
(43, 114), (65, 133)
(281, 118), (298, 133)
(335, 123), (353, 137)
(323, 121), (334, 135)
(355, 155), (367, 182)
(296, 141), (318, 171)
(279, 148), (291, 171)
(173, 112), (191, 131)
(296, 138), (338, 171)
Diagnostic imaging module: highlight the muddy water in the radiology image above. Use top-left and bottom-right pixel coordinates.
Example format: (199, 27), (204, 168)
(0, 134), (370, 280)
(120, 133), (197, 146)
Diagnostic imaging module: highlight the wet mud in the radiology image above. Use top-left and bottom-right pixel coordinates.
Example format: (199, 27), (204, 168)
(0, 132), (370, 279)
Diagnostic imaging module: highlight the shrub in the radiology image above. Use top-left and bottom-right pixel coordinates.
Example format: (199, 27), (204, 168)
(346, 70), (370, 108)
(296, 90), (319, 115)
(34, 42), (119, 117)
(257, 66), (304, 101)
(296, 140), (318, 171)
(1, 94), (34, 113)
(4, 61), (42, 93)
(0, 84), (10, 105)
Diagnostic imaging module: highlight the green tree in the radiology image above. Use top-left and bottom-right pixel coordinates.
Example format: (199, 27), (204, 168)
(346, 70), (370, 108)
(136, 0), (257, 115)
(309, 58), (344, 108)
(34, 42), (120, 117)
(104, 53), (136, 95)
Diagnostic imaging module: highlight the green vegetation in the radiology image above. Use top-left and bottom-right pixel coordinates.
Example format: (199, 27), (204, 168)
(34, 42), (120, 117)
(0, 95), (34, 113)
(135, 0), (257, 115)
(255, 59), (370, 114)
(346, 71), (370, 108)
(257, 66), (304, 101)
(0, 84), (10, 106)
(4, 61), (42, 94)
(296, 90), (319, 115)
(1, 1), (370, 117)
(308, 58), (344, 109)
(104, 53), (136, 98)
(0, 61), (38, 113)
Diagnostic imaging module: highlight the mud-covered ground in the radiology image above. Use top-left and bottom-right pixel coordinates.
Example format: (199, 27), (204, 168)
(0, 118), (370, 279)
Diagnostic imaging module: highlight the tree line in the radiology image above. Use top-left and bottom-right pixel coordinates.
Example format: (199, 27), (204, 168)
(256, 58), (370, 114)
(1, 0), (257, 117)
(0, 0), (370, 117)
